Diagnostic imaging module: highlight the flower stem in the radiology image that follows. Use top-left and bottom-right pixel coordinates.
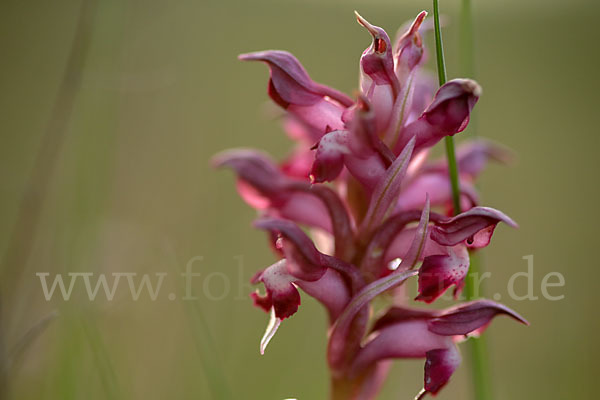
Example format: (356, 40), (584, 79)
(457, 0), (494, 398)
(459, 0), (475, 79)
(432, 0), (461, 215)
(464, 253), (493, 400)
(433, 2), (493, 400)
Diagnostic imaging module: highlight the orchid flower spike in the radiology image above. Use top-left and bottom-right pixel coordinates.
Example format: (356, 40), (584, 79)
(213, 10), (527, 400)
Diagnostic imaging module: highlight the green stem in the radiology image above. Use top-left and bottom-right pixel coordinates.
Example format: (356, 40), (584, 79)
(433, 2), (493, 399)
(459, 0), (478, 135)
(464, 253), (493, 400)
(459, 0), (475, 79)
(432, 0), (461, 215)
(457, 0), (494, 398)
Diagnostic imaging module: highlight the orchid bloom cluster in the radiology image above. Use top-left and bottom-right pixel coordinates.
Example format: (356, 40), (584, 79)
(214, 11), (527, 399)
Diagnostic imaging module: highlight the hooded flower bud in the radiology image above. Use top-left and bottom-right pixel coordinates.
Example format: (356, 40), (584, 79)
(394, 79), (481, 155)
(394, 11), (427, 85)
(356, 12), (399, 133)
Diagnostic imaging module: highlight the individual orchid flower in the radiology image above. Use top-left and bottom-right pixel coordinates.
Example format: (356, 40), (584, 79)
(355, 12), (399, 133)
(239, 51), (353, 142)
(372, 206), (517, 302)
(386, 11), (428, 146)
(250, 217), (363, 353)
(350, 300), (528, 397)
(393, 78), (481, 155)
(394, 11), (428, 85)
(214, 10), (527, 400)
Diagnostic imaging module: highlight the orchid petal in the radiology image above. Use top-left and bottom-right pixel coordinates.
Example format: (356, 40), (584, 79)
(424, 346), (461, 394)
(385, 11), (428, 147)
(394, 11), (427, 85)
(212, 148), (285, 199)
(350, 317), (452, 376)
(251, 260), (301, 319)
(239, 50), (352, 140)
(393, 11), (438, 49)
(427, 299), (529, 336)
(239, 51), (353, 107)
(416, 244), (470, 303)
(280, 146), (313, 180)
(430, 206), (518, 248)
(455, 139), (514, 178)
(371, 306), (438, 332)
(297, 269), (351, 322)
(213, 149), (333, 231)
(255, 216), (361, 296)
(255, 215), (362, 295)
(394, 79), (481, 155)
(286, 183), (356, 260)
(277, 192), (333, 232)
(282, 115), (316, 144)
(254, 218), (325, 281)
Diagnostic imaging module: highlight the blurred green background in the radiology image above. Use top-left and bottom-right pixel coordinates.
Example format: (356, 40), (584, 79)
(0, 0), (598, 399)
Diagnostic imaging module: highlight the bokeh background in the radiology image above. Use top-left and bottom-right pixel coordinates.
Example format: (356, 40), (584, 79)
(1, 0), (598, 399)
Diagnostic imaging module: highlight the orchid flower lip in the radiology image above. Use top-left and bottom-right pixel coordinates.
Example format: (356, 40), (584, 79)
(260, 308), (282, 355)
